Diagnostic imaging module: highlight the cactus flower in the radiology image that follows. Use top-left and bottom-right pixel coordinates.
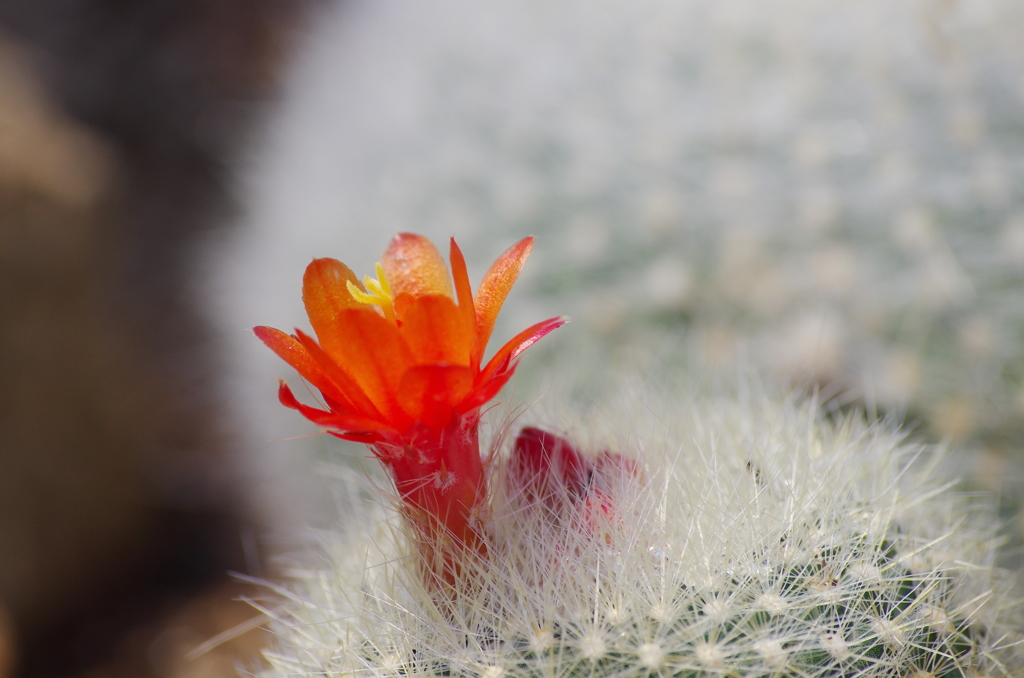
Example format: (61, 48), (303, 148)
(255, 234), (563, 581)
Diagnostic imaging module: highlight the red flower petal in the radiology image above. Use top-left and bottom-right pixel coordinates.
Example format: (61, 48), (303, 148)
(277, 380), (384, 432)
(457, 365), (515, 413)
(478, 316), (566, 387)
(511, 426), (590, 500)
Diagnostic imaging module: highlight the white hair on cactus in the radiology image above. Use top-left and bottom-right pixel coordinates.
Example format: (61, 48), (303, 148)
(252, 379), (1022, 677)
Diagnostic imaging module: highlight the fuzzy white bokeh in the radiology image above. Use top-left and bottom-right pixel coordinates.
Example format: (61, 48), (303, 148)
(205, 0), (1024, 535)
(252, 382), (1022, 677)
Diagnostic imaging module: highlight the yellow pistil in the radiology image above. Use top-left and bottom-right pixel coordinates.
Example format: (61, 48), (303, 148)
(347, 262), (396, 322)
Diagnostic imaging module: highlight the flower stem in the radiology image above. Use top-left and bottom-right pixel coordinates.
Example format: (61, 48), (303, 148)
(373, 413), (487, 588)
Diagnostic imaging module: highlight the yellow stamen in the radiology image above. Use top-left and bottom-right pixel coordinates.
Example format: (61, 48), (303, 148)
(346, 262), (396, 322)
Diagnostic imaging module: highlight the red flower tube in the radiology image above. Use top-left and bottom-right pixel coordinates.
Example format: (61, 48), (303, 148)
(255, 233), (563, 583)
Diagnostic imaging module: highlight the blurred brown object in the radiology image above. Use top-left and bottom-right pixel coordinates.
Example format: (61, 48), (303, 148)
(0, 37), (111, 207)
(0, 605), (12, 678)
(76, 582), (268, 678)
(0, 0), (299, 674)
(0, 27), (152, 660)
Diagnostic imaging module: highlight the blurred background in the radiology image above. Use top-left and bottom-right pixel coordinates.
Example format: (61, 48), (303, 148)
(0, 1), (299, 675)
(2, 0), (1023, 676)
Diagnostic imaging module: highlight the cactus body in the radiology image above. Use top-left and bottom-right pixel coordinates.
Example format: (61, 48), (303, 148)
(256, 387), (1021, 677)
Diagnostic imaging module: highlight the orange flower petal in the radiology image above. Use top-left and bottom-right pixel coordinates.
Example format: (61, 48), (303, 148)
(397, 364), (474, 429)
(448, 238), (478, 365)
(394, 294), (473, 366)
(253, 326), (333, 394)
(291, 328), (383, 420)
(302, 258), (370, 344)
(262, 234), (562, 447)
(299, 309), (415, 428)
(473, 236), (533, 365)
(381, 233), (454, 299)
